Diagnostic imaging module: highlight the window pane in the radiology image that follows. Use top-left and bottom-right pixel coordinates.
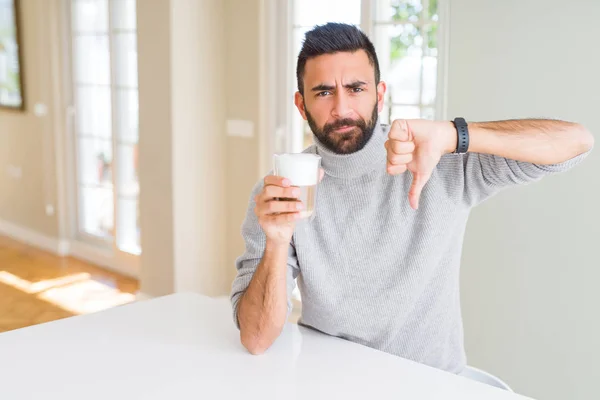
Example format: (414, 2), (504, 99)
(302, 120), (313, 149)
(76, 86), (112, 138)
(291, 106), (306, 153)
(421, 56), (437, 105)
(421, 106), (435, 120)
(117, 197), (140, 255)
(113, 33), (138, 87)
(116, 144), (138, 197)
(78, 137), (113, 186)
(428, 0), (439, 20)
(293, 27), (311, 60)
(111, 0), (136, 30)
(72, 0), (108, 33)
(374, 0), (423, 23)
(375, 24), (423, 104)
(424, 22), (438, 57)
(115, 89), (138, 143)
(390, 105), (420, 121)
(73, 35), (110, 85)
(293, 0), (361, 27)
(79, 186), (114, 238)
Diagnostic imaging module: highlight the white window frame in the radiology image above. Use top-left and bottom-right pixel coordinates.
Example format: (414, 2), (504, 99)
(60, 0), (140, 278)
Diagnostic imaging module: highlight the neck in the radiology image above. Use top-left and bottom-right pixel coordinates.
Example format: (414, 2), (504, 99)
(313, 118), (388, 179)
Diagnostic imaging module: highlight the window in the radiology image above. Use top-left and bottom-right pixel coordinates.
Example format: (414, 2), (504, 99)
(285, 0), (444, 154)
(70, 0), (140, 255)
(372, 0), (440, 123)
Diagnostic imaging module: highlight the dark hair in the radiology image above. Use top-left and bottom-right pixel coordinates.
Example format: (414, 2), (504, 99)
(296, 23), (380, 95)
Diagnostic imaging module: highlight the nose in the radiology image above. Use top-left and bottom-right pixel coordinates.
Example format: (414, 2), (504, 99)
(331, 91), (352, 119)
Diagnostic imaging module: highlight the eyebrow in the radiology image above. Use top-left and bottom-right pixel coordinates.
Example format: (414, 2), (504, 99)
(310, 80), (368, 92)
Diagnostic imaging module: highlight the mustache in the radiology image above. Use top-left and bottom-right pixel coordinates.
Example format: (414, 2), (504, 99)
(324, 118), (366, 132)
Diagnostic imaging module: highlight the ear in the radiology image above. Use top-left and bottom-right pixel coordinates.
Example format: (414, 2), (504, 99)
(376, 81), (387, 113)
(294, 91), (307, 120)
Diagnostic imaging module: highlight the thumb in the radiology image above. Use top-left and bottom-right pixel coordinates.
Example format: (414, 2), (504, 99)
(409, 171), (430, 210)
(318, 168), (325, 182)
(389, 119), (413, 142)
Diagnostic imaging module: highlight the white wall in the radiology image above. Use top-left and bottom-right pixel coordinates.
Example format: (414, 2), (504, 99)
(447, 1), (600, 399)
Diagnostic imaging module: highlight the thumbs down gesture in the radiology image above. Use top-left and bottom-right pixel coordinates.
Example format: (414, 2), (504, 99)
(385, 119), (456, 210)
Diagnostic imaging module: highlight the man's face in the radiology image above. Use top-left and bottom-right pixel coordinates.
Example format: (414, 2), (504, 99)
(295, 50), (386, 154)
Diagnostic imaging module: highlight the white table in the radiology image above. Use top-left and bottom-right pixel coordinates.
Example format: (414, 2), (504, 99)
(0, 293), (533, 399)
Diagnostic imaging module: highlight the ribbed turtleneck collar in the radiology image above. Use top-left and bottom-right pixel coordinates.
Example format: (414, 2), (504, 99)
(313, 119), (388, 179)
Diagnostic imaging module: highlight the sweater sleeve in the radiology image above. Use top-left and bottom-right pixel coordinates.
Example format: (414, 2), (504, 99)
(230, 179), (300, 329)
(460, 149), (592, 206)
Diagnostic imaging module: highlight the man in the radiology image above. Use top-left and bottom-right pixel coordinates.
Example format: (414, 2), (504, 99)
(230, 23), (594, 374)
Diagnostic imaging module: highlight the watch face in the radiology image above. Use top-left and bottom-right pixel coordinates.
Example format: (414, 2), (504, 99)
(454, 117), (467, 127)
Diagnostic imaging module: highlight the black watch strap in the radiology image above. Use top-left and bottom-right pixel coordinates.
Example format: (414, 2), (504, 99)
(452, 117), (469, 154)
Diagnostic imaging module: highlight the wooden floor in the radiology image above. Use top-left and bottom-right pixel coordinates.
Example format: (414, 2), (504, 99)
(0, 235), (139, 334)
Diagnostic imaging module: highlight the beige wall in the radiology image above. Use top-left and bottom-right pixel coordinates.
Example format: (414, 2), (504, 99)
(0, 0), (61, 238)
(224, 0), (262, 286)
(137, 0), (175, 296)
(138, 0), (264, 296)
(138, 0), (263, 297)
(170, 0), (228, 295)
(448, 1), (600, 399)
(138, 0), (231, 297)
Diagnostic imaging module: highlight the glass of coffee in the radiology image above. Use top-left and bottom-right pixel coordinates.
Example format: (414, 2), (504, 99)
(273, 153), (321, 220)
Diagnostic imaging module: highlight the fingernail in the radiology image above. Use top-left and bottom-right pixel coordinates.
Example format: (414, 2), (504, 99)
(282, 179), (291, 187)
(296, 203), (304, 210)
(292, 189), (300, 197)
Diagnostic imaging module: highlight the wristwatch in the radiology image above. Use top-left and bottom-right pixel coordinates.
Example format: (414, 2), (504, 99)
(452, 117), (469, 154)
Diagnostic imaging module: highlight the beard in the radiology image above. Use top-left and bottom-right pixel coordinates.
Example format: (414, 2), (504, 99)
(305, 101), (379, 155)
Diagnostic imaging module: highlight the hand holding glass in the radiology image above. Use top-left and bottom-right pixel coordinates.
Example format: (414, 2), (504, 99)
(273, 154), (322, 220)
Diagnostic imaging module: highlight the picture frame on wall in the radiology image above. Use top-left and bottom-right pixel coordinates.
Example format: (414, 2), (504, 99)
(0, 0), (24, 111)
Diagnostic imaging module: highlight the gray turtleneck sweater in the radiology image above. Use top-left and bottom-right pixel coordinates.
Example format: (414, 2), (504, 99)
(230, 122), (588, 373)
